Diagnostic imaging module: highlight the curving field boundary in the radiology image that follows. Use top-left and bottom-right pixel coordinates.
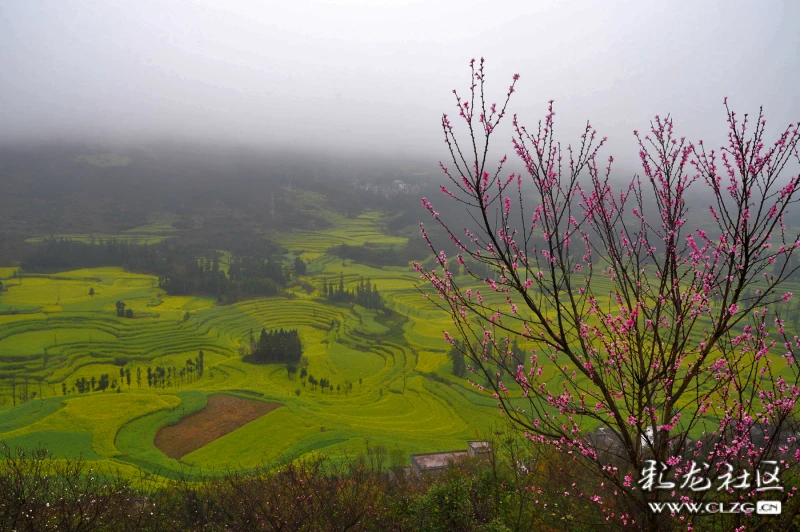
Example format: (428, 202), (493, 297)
(154, 394), (281, 459)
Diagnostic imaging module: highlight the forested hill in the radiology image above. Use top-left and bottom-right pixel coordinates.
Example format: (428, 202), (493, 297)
(0, 142), (436, 264)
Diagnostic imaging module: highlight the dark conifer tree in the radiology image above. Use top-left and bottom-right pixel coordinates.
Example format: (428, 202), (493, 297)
(448, 339), (466, 377)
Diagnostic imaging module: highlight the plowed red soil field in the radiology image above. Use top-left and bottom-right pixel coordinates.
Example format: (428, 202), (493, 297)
(154, 394), (281, 459)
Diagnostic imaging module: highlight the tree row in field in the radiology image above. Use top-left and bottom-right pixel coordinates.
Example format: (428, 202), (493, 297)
(330, 241), (428, 267)
(20, 237), (292, 299)
(66, 353), (204, 395)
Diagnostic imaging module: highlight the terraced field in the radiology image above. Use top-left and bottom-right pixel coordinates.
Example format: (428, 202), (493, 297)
(5, 204), (791, 480)
(0, 245), (506, 478)
(266, 192), (407, 260)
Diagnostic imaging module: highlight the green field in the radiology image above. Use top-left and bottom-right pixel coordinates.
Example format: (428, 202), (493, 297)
(4, 203), (795, 481)
(266, 194), (407, 260)
(24, 212), (179, 245)
(0, 224), (507, 478)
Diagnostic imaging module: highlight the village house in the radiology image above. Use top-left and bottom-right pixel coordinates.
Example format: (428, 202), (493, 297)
(408, 440), (492, 477)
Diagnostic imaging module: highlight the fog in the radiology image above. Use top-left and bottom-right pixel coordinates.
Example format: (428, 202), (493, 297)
(1, 0), (798, 165)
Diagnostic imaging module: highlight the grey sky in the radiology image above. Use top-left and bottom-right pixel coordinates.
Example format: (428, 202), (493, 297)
(1, 0), (798, 165)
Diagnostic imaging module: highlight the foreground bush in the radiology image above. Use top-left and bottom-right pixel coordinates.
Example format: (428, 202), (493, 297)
(0, 439), (586, 531)
(0, 446), (163, 531)
(2, 440), (796, 531)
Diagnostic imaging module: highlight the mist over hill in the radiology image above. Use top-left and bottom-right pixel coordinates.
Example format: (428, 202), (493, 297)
(0, 142), (444, 261)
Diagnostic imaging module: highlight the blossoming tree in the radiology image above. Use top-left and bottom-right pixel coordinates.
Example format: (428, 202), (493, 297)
(416, 58), (800, 530)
